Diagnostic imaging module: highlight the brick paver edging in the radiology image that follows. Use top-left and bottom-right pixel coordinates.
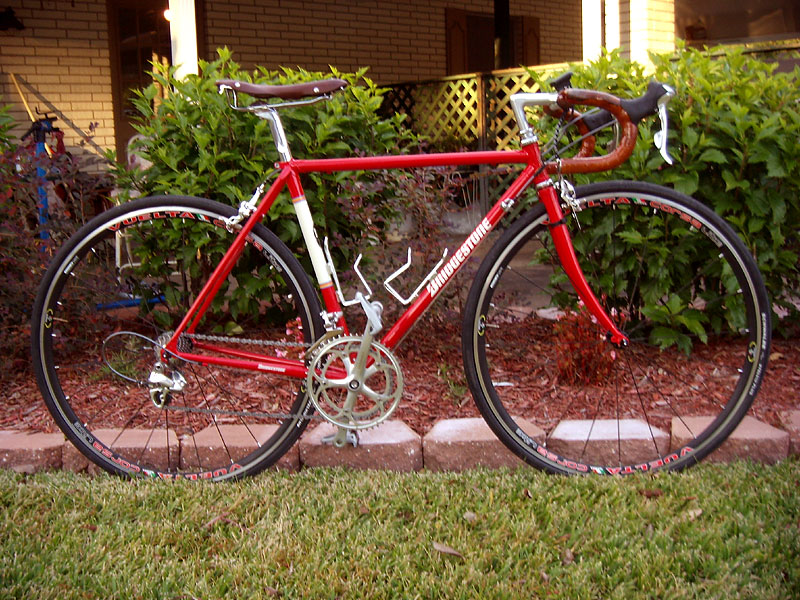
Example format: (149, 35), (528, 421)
(0, 412), (797, 475)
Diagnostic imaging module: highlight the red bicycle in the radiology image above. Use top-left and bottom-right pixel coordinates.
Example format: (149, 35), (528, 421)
(31, 73), (771, 479)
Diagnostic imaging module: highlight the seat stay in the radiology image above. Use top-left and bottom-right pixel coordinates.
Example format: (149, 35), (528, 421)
(164, 169), (292, 356)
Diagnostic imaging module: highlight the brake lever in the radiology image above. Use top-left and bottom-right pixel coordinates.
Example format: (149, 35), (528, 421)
(653, 84), (675, 165)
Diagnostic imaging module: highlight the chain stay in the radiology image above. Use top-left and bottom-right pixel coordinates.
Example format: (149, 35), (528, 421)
(165, 332), (317, 420)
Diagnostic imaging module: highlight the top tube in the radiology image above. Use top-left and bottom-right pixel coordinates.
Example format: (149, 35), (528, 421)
(287, 148), (535, 173)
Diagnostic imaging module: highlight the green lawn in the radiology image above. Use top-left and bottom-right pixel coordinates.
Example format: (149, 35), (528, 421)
(1, 460), (798, 599)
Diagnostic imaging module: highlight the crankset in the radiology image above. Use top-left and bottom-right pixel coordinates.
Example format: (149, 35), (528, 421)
(306, 334), (403, 430)
(305, 293), (404, 431)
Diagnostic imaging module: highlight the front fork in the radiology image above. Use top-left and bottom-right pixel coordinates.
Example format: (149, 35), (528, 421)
(532, 169), (628, 347)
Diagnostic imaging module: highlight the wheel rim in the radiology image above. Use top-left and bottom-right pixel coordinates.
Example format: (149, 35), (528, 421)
(470, 186), (767, 474)
(34, 201), (318, 480)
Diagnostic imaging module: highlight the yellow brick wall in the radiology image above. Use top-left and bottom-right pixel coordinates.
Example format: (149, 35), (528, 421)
(0, 0), (115, 155)
(647, 0), (676, 54)
(203, 0), (583, 83)
(608, 0), (675, 63)
(0, 0), (585, 154)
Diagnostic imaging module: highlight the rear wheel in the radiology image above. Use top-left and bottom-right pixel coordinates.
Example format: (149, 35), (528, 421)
(462, 181), (771, 474)
(32, 195), (323, 480)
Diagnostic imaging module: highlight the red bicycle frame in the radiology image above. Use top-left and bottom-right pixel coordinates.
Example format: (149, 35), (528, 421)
(165, 139), (627, 375)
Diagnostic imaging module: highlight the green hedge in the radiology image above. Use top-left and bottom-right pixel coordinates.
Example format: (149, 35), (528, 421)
(114, 46), (799, 336)
(111, 48), (418, 271)
(528, 44), (800, 335)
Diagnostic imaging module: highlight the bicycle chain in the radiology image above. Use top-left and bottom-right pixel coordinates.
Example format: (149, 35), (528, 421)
(185, 332), (309, 349)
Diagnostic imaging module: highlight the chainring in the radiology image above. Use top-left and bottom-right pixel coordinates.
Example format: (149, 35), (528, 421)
(306, 335), (403, 430)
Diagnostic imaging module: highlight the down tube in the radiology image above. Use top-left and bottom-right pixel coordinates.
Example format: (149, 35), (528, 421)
(380, 164), (541, 350)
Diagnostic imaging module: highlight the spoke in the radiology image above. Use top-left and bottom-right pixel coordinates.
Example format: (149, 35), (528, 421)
(621, 350), (663, 458)
(184, 365), (218, 470)
(201, 370), (238, 465)
(615, 357), (621, 468)
(577, 387), (610, 464)
(161, 409), (172, 470)
(503, 265), (557, 297)
(488, 303), (536, 323)
(467, 185), (767, 474)
(37, 199), (323, 479)
(624, 207), (652, 319)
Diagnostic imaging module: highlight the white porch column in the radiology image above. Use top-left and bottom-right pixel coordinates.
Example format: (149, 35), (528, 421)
(605, 0), (622, 53)
(628, 0), (676, 66)
(168, 0), (199, 78)
(582, 0), (603, 62)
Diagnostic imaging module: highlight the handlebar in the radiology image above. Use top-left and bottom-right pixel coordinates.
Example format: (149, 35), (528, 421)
(509, 75), (675, 174)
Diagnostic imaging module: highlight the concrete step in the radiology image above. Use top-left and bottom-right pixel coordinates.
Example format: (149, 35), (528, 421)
(0, 412), (794, 474)
(671, 416), (790, 464)
(547, 419), (670, 466)
(62, 428), (181, 474)
(180, 424), (299, 472)
(0, 432), (64, 474)
(780, 410), (800, 456)
(62, 426), (300, 475)
(423, 417), (543, 471)
(299, 420), (422, 472)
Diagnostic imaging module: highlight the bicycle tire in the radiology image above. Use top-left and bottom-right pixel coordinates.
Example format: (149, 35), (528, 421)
(32, 195), (324, 480)
(462, 181), (771, 474)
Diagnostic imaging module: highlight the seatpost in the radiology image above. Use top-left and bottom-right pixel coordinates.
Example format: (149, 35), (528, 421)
(255, 107), (292, 162)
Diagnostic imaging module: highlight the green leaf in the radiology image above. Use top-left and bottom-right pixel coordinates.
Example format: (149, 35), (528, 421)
(721, 170), (749, 192)
(617, 230), (644, 245)
(765, 154), (786, 179)
(671, 171), (699, 196)
(649, 326), (680, 348)
(770, 196), (787, 224)
(698, 149), (726, 164)
(224, 321), (245, 335)
(676, 310), (709, 344)
(681, 127), (699, 148)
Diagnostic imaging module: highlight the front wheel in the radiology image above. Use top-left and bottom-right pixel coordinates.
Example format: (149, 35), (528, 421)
(462, 181), (771, 474)
(32, 195), (323, 481)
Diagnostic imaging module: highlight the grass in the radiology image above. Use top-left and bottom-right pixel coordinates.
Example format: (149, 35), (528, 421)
(0, 461), (798, 599)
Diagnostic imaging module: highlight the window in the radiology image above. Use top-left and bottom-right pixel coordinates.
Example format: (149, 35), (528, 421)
(446, 8), (540, 75)
(676, 0), (800, 46)
(107, 0), (172, 161)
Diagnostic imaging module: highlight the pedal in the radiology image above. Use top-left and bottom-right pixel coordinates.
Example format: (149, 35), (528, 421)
(322, 427), (359, 448)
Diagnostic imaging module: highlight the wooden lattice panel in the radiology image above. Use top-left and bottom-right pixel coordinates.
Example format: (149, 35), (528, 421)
(487, 71), (541, 150)
(381, 83), (416, 119)
(411, 77), (482, 149)
(454, 165), (524, 222)
(383, 66), (564, 208)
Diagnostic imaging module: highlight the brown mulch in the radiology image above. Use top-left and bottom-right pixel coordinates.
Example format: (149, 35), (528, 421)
(4, 321), (799, 435)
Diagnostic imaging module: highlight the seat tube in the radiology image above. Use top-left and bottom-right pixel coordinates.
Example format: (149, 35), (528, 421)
(534, 171), (628, 346)
(261, 108), (343, 324)
(285, 170), (343, 319)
